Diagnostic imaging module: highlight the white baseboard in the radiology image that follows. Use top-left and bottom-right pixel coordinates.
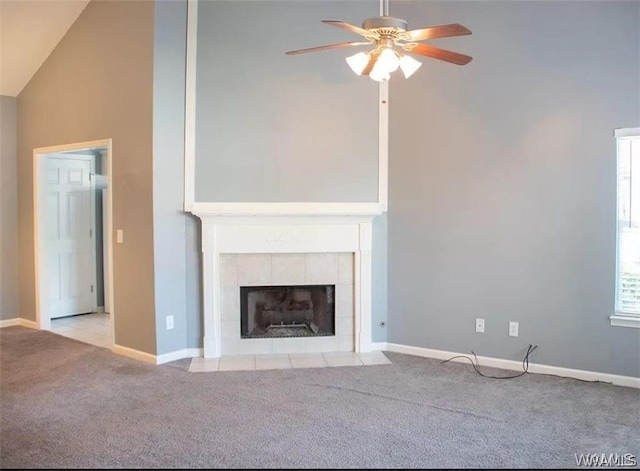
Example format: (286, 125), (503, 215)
(111, 344), (158, 364)
(0, 318), (39, 329)
(19, 318), (39, 329)
(111, 344), (203, 365)
(156, 348), (203, 365)
(377, 342), (640, 389)
(371, 342), (388, 351)
(1, 318), (188, 367)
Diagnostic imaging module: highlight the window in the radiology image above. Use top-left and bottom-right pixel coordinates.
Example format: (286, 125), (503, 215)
(612, 128), (640, 327)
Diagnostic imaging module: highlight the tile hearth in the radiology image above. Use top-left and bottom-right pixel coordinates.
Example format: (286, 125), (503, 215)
(188, 351), (391, 373)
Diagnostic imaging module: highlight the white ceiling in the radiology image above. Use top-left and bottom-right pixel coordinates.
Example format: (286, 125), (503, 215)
(0, 0), (90, 97)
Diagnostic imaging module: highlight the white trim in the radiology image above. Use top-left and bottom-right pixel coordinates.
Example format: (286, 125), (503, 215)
(111, 344), (157, 365)
(156, 348), (203, 365)
(105, 143), (115, 346)
(18, 318), (39, 329)
(382, 343), (640, 389)
(183, 0), (389, 213)
(33, 139), (115, 348)
(184, 0), (198, 211)
(378, 81), (389, 210)
(610, 314), (640, 329)
(371, 341), (388, 351)
(0, 319), (19, 328)
(614, 130), (639, 318)
(614, 127), (640, 138)
(0, 318), (40, 329)
(191, 202), (385, 218)
(30, 140), (111, 155)
(112, 344), (203, 365)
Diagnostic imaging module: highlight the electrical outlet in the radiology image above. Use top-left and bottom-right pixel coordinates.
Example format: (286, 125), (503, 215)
(116, 229), (124, 244)
(509, 321), (519, 337)
(166, 315), (174, 330)
(475, 318), (485, 333)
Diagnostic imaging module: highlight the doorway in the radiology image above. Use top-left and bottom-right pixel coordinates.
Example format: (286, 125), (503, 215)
(34, 139), (114, 348)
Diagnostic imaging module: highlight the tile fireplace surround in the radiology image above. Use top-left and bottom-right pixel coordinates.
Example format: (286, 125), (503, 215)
(221, 253), (352, 355)
(193, 209), (379, 358)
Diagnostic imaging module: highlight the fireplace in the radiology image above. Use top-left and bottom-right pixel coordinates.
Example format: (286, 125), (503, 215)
(193, 210), (377, 358)
(241, 285), (335, 339)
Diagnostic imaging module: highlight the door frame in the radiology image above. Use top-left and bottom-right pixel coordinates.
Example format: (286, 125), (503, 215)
(33, 139), (114, 345)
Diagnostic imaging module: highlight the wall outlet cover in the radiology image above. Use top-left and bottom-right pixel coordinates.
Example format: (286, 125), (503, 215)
(509, 321), (519, 337)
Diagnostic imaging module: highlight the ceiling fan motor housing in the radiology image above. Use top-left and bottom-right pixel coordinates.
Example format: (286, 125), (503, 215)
(362, 16), (408, 32)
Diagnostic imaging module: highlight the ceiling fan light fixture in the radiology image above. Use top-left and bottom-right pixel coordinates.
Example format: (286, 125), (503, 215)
(345, 51), (370, 75)
(399, 54), (422, 78)
(369, 59), (391, 82)
(378, 47), (400, 73)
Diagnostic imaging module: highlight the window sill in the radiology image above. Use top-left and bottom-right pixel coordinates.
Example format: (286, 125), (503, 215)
(610, 314), (640, 329)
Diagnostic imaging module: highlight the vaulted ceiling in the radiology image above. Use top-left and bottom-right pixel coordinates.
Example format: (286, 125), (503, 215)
(0, 0), (90, 97)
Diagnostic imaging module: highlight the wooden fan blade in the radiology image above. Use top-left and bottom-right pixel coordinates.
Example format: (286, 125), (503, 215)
(361, 51), (380, 76)
(285, 41), (370, 55)
(322, 20), (372, 37)
(404, 23), (471, 42)
(409, 43), (473, 65)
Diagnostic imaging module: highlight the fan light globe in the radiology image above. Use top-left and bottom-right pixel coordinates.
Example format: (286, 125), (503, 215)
(345, 52), (370, 76)
(378, 48), (400, 73)
(399, 54), (422, 78)
(369, 60), (391, 82)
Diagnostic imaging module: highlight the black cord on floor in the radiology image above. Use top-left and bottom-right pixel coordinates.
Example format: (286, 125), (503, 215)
(535, 372), (612, 384)
(440, 345), (613, 384)
(440, 344), (538, 379)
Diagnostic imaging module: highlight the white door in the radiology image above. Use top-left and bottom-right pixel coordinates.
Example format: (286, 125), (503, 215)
(47, 155), (96, 319)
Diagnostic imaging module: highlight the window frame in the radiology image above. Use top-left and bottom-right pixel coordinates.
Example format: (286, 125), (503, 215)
(610, 127), (640, 328)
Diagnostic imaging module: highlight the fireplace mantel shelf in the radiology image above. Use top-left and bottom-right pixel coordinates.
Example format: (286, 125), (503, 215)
(190, 201), (385, 219)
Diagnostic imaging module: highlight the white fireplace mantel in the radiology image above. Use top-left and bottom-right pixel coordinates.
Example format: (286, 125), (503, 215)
(192, 204), (383, 358)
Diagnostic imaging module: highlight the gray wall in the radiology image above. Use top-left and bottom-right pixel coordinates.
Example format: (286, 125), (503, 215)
(185, 216), (202, 349)
(0, 96), (18, 321)
(17, 0), (157, 354)
(388, 0), (640, 376)
(371, 213), (387, 342)
(194, 0), (379, 203)
(153, 0), (197, 355)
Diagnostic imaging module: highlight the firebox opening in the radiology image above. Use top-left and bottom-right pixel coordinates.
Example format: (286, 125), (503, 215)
(240, 285), (335, 339)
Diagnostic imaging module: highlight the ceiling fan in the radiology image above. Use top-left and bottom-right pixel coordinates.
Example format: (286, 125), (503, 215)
(285, 1), (472, 82)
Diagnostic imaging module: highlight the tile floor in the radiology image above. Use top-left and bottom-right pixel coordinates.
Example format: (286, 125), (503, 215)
(49, 315), (391, 373)
(50, 312), (112, 349)
(189, 351), (391, 373)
